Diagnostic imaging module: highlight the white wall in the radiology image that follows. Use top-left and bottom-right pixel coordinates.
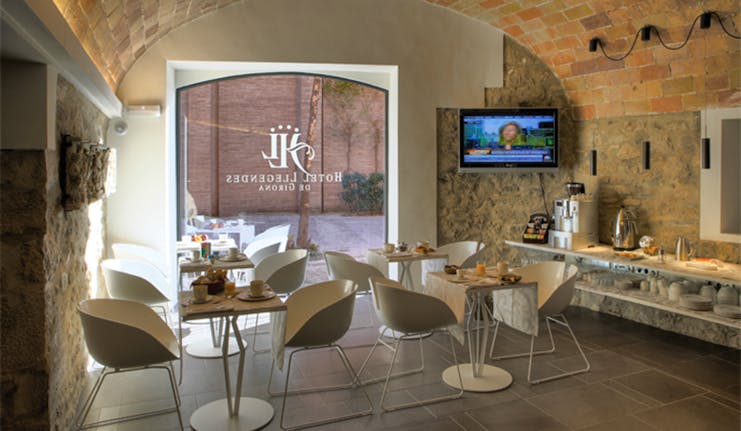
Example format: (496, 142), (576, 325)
(108, 0), (503, 257)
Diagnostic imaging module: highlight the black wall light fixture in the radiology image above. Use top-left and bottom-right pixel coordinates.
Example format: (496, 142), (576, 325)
(590, 150), (598, 176)
(588, 11), (740, 61)
(642, 141), (651, 170)
(701, 138), (711, 169)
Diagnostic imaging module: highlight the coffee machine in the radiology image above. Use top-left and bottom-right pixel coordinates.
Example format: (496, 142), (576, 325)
(548, 183), (598, 250)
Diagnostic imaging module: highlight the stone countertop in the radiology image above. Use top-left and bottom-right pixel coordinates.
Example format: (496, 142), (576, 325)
(506, 240), (740, 285)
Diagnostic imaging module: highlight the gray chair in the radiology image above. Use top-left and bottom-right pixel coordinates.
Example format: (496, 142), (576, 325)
(248, 249), (309, 351)
(101, 259), (172, 324)
(489, 261), (589, 384)
(267, 280), (373, 430)
(358, 277), (463, 411)
(324, 251), (383, 328)
(76, 299), (182, 430)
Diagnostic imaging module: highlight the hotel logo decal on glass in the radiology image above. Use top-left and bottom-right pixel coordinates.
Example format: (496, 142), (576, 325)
(225, 124), (343, 192)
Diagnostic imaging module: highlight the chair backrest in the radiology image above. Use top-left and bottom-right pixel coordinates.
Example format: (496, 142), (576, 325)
(513, 261), (578, 316)
(460, 242), (486, 269)
(111, 243), (168, 276)
(325, 252), (383, 293)
(247, 224), (291, 255)
(78, 298), (179, 369)
(101, 259), (171, 305)
(255, 249), (309, 295)
(244, 236), (283, 266)
(370, 277), (457, 334)
(436, 241), (481, 267)
(284, 280), (357, 347)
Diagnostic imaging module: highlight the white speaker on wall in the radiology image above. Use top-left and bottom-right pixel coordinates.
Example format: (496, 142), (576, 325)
(125, 104), (161, 117)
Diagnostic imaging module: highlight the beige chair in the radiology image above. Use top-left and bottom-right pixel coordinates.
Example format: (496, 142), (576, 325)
(243, 224), (291, 266)
(248, 249), (309, 351)
(111, 242), (168, 277)
(267, 280), (373, 430)
(324, 251), (383, 328)
(489, 261), (589, 384)
(101, 259), (172, 324)
(76, 299), (182, 430)
(358, 277), (463, 412)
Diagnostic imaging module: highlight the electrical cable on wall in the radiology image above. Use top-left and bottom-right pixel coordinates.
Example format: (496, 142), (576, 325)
(589, 11), (741, 61)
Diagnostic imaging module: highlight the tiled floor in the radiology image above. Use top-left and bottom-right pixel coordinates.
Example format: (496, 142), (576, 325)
(80, 299), (740, 431)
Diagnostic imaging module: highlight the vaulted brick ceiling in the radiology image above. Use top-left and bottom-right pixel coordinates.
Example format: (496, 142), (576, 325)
(52, 0), (740, 119)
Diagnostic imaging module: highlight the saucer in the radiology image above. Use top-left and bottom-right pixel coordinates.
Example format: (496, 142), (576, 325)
(448, 277), (471, 283)
(237, 291), (277, 302)
(219, 253), (248, 262)
(191, 295), (214, 304)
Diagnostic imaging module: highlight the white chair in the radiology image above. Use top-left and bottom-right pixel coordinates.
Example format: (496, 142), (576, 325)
(324, 251), (383, 328)
(111, 242), (168, 277)
(248, 249), (309, 351)
(358, 277), (463, 411)
(489, 261), (589, 384)
(101, 259), (172, 324)
(244, 224), (291, 265)
(267, 280), (373, 430)
(76, 299), (183, 430)
(421, 241), (485, 287)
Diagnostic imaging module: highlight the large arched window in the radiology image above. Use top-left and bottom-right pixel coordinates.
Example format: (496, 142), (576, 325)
(177, 74), (387, 283)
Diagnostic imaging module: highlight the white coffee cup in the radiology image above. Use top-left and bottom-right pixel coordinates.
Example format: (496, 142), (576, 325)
(228, 247), (239, 258)
(219, 233), (229, 241)
(250, 280), (265, 297)
(383, 243), (395, 253)
(497, 261), (509, 275)
(456, 269), (465, 279)
(193, 284), (208, 302)
(191, 249), (202, 262)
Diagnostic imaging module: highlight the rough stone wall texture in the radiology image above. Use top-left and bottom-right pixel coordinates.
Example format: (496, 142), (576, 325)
(45, 76), (109, 431)
(438, 37), (578, 265)
(1, 151), (51, 431)
(438, 36), (740, 267)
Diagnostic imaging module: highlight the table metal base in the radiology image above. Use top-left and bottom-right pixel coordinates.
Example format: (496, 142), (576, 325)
(185, 335), (242, 359)
(190, 397), (273, 431)
(442, 363), (512, 392)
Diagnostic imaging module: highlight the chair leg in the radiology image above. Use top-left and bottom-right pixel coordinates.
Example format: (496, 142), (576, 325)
(528, 314), (590, 385)
(356, 331), (425, 385)
(76, 366), (183, 430)
(379, 332), (463, 412)
(489, 317), (556, 360)
(278, 346), (374, 430)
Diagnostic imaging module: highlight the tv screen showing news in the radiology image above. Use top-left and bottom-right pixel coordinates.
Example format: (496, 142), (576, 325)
(459, 108), (558, 172)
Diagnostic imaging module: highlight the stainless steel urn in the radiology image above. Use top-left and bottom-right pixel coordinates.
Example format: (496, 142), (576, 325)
(612, 207), (638, 250)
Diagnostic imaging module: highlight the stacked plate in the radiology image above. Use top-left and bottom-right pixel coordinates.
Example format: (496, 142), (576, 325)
(713, 304), (741, 319)
(616, 279), (634, 291)
(678, 294), (713, 311)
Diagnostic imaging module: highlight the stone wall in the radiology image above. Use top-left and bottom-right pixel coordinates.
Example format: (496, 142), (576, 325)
(47, 76), (109, 430)
(0, 75), (108, 431)
(1, 151), (51, 431)
(438, 37), (579, 265)
(438, 36), (740, 266)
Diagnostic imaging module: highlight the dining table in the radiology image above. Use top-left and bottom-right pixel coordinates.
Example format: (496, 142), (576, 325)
(179, 255), (254, 359)
(181, 288), (286, 430)
(424, 268), (538, 392)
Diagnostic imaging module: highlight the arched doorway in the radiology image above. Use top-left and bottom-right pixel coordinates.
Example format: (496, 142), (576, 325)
(177, 73), (387, 283)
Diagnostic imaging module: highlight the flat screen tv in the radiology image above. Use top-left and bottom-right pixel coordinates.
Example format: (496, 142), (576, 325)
(459, 107), (558, 173)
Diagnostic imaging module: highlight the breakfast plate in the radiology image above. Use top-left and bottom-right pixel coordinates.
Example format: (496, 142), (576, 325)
(191, 295), (214, 304)
(219, 254), (248, 262)
(237, 291), (277, 302)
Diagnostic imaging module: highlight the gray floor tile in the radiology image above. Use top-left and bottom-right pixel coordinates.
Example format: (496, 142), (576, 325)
(464, 398), (570, 430)
(613, 369), (706, 404)
(577, 415), (660, 431)
(636, 395), (740, 431)
(550, 349), (648, 383)
(528, 382), (649, 429)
